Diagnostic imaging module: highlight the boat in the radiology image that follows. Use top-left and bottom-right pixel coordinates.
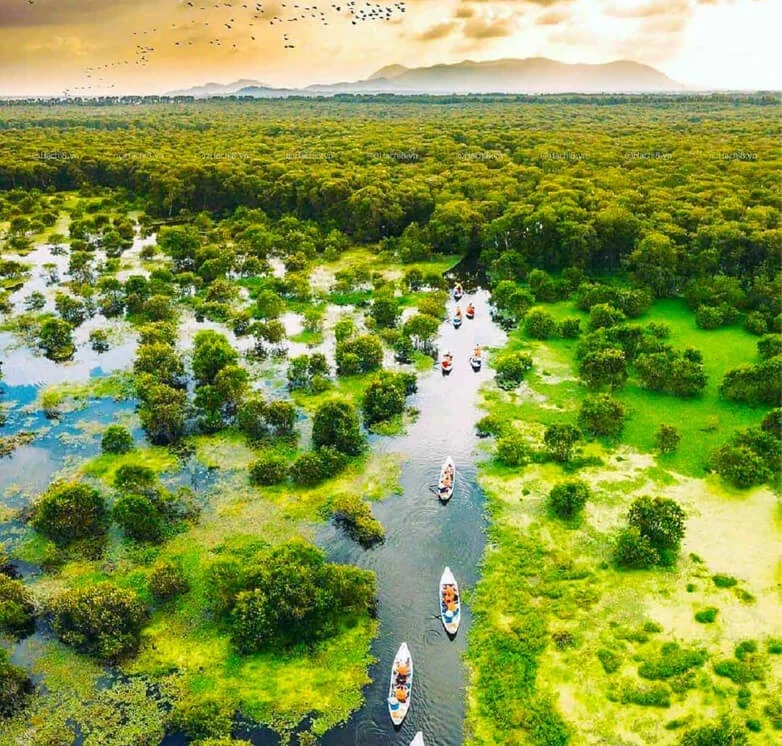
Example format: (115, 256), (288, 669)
(466, 306), (475, 319)
(453, 286), (464, 301)
(470, 356), (482, 372)
(410, 732), (425, 746)
(441, 350), (453, 374)
(439, 566), (461, 636)
(453, 315), (463, 328)
(438, 456), (456, 501)
(387, 642), (413, 726)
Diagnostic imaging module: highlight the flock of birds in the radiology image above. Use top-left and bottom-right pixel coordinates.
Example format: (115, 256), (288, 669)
(16, 0), (408, 95)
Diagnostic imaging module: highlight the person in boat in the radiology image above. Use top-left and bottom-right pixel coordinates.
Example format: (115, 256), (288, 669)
(473, 344), (482, 359)
(466, 302), (475, 317)
(395, 685), (408, 703)
(397, 661), (410, 677)
(454, 282), (463, 296)
(455, 305), (462, 319)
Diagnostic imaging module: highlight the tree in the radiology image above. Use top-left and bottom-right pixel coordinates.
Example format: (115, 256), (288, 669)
(236, 395), (267, 441)
(524, 308), (557, 340)
(362, 371), (414, 425)
(720, 356), (781, 406)
(549, 480), (590, 519)
(578, 394), (626, 437)
(628, 232), (679, 297)
(134, 343), (185, 389)
(370, 294), (401, 329)
(402, 314), (440, 349)
(495, 352), (534, 390)
(157, 225), (201, 272)
(636, 349), (707, 397)
(214, 365), (249, 414)
(149, 561), (189, 603)
(655, 425), (681, 454)
(578, 348), (628, 390)
(543, 424), (581, 462)
(710, 443), (770, 489)
(0, 575), (36, 638)
(757, 334), (782, 360)
(255, 289), (284, 320)
(31, 481), (108, 547)
(51, 582), (148, 661)
(265, 400), (297, 438)
(312, 399), (364, 456)
(54, 292), (87, 327)
(138, 384), (187, 445)
(192, 330), (238, 387)
(37, 317), (75, 361)
(627, 496), (686, 555)
(335, 334), (384, 375)
(101, 425), (134, 454)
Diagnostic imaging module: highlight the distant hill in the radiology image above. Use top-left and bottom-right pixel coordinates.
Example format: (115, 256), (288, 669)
(172, 57), (686, 99)
(166, 79), (269, 97)
(356, 58), (685, 94)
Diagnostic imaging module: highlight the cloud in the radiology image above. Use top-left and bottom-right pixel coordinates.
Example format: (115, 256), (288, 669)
(414, 21), (459, 41)
(463, 15), (518, 39)
(537, 9), (569, 24)
(0, 0), (149, 27)
(605, 0), (691, 18)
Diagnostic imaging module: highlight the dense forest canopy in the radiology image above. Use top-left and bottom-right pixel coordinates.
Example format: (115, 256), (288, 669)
(0, 97), (779, 293)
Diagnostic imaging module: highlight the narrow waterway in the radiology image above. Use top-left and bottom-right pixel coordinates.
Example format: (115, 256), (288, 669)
(316, 285), (506, 746)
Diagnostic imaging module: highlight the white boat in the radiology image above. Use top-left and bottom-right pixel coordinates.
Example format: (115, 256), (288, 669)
(470, 356), (482, 372)
(439, 566), (461, 636)
(453, 315), (463, 328)
(453, 287), (464, 301)
(387, 642), (413, 726)
(410, 732), (425, 746)
(438, 456), (456, 502)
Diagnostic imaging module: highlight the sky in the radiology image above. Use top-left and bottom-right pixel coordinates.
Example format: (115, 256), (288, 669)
(0, 0), (779, 95)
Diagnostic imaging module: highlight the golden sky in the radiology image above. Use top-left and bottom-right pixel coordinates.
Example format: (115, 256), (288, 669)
(0, 0), (779, 95)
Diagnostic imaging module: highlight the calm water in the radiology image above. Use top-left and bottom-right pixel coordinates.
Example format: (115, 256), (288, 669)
(318, 289), (505, 746)
(1, 241), (504, 745)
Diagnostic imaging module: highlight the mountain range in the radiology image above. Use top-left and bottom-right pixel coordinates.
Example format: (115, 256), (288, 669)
(167, 58), (686, 98)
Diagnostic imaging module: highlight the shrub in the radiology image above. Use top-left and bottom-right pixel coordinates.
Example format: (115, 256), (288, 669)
(51, 582), (148, 660)
(524, 308), (557, 340)
(335, 334), (383, 375)
(149, 561), (189, 603)
(113, 493), (165, 543)
(559, 318), (582, 338)
(370, 294), (401, 328)
(495, 352), (533, 390)
(228, 540), (375, 653)
(720, 356), (781, 407)
(170, 697), (234, 741)
(761, 408), (781, 437)
(548, 479), (590, 519)
(290, 447), (348, 486)
(680, 718), (748, 746)
(236, 397), (270, 439)
(138, 383), (187, 445)
(614, 527), (659, 569)
(31, 481), (108, 547)
(713, 657), (765, 684)
(101, 425), (134, 454)
(0, 648), (33, 718)
(710, 443), (771, 489)
(636, 348), (708, 397)
(331, 494), (385, 547)
(589, 303), (626, 331)
(578, 394), (625, 437)
(362, 371), (415, 425)
(597, 648), (622, 674)
(496, 433), (530, 467)
(192, 330), (238, 386)
(656, 424), (681, 454)
(638, 643), (707, 680)
(265, 400), (297, 438)
(695, 305), (727, 330)
(476, 414), (506, 438)
(578, 348), (628, 390)
(37, 317), (75, 361)
(543, 423), (581, 462)
(627, 496), (686, 553)
(249, 453), (288, 486)
(694, 607), (718, 624)
(113, 464), (156, 492)
(712, 574), (737, 589)
(312, 399), (364, 456)
(0, 575), (36, 638)
(757, 334), (782, 360)
(744, 311), (768, 335)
